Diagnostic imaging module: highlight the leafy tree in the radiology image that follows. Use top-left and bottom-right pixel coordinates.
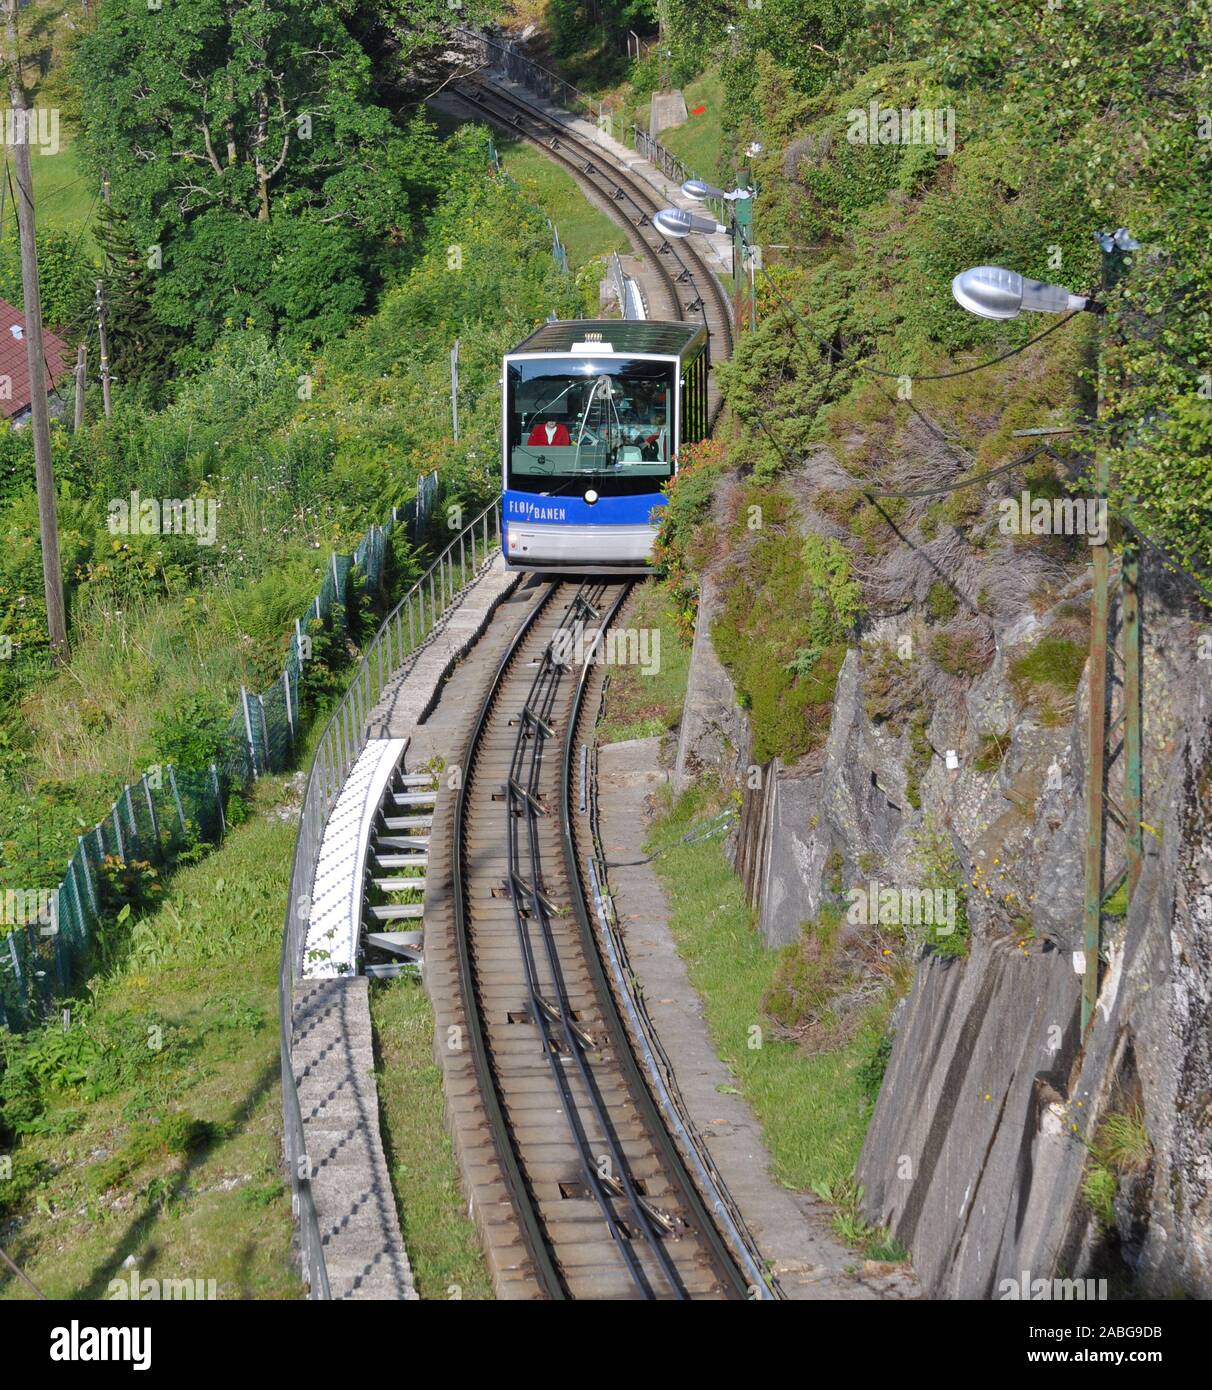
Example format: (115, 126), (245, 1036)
(95, 202), (177, 398)
(75, 0), (453, 343)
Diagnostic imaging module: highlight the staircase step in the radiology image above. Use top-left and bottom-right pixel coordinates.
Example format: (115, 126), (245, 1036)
(366, 931), (423, 960)
(392, 791), (437, 806)
(397, 774), (435, 788)
(382, 816), (433, 831)
(368, 903), (424, 923)
(374, 835), (428, 850)
(373, 853), (428, 869)
(364, 961), (421, 978)
(374, 877), (427, 893)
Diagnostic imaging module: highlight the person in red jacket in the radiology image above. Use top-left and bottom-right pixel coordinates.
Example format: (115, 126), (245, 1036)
(527, 419), (571, 446)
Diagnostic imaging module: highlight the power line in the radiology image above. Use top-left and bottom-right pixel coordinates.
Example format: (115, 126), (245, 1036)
(861, 443), (1055, 499)
(752, 255), (1085, 384)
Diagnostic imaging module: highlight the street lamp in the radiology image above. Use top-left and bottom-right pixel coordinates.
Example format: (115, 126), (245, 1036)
(662, 178), (759, 332)
(652, 206), (727, 239)
(951, 265), (1092, 320)
(951, 230), (1140, 1040)
(681, 177), (751, 203)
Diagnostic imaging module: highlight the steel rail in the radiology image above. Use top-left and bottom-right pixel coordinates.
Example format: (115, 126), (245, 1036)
(449, 77), (734, 416)
(559, 604), (755, 1302)
(450, 578), (565, 1297)
(505, 581), (689, 1298)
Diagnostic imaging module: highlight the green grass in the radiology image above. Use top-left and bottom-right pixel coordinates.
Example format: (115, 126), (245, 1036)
(0, 775), (304, 1300)
(646, 781), (893, 1192)
(1082, 1105), (1151, 1231)
(31, 137), (99, 250)
(1009, 634), (1088, 693)
(497, 135), (628, 271)
(368, 976), (494, 1301)
(645, 71), (730, 187)
(597, 580), (691, 743)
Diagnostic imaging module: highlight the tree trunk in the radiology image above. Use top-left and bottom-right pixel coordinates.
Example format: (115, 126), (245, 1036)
(255, 90), (269, 220)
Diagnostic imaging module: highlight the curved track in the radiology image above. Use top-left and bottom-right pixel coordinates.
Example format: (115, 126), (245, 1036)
(450, 75), (734, 422)
(392, 66), (756, 1299)
(443, 579), (749, 1298)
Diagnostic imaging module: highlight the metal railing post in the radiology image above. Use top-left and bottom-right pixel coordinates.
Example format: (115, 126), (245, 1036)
(241, 685), (259, 779)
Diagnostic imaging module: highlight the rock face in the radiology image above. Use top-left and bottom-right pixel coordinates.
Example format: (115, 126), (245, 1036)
(673, 567), (750, 795)
(690, 548), (1212, 1296)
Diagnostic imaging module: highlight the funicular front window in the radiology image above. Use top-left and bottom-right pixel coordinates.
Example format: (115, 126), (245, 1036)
(507, 357), (676, 485)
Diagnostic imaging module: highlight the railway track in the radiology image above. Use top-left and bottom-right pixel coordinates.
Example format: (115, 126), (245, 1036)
(321, 57), (762, 1300)
(425, 578), (751, 1298)
(448, 74), (734, 423)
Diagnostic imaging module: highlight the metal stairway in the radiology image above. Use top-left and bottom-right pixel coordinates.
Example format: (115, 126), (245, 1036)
(361, 769), (435, 977)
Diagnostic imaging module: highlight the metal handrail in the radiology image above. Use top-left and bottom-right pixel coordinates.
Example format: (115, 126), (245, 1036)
(458, 26), (602, 125)
(630, 126), (726, 224)
(279, 494), (501, 1297)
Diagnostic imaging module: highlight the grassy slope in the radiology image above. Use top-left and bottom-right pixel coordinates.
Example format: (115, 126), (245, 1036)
(0, 775), (301, 1300)
(496, 134), (628, 269)
(2, 774), (493, 1302)
(30, 138), (97, 248)
(644, 71), (729, 185)
(598, 580), (690, 743)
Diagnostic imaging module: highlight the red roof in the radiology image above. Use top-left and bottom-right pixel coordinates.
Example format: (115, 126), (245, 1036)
(0, 297), (72, 418)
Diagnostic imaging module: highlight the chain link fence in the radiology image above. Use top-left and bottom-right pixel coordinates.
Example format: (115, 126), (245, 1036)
(0, 472), (440, 1034)
(486, 137), (569, 274)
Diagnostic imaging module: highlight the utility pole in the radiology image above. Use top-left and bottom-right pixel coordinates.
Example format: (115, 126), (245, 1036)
(4, 0), (67, 661)
(1081, 228), (1141, 1035)
(450, 337), (460, 441)
(72, 343), (86, 432)
(94, 278), (112, 418)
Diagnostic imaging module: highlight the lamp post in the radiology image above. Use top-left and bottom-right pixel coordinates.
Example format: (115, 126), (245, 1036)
(952, 231), (1139, 1036)
(657, 178), (758, 332)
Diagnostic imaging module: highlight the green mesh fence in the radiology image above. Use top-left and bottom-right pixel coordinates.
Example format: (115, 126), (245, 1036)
(0, 474), (439, 1033)
(488, 138), (572, 279)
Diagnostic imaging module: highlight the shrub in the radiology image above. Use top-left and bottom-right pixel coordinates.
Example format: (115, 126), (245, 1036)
(763, 905), (845, 1032)
(973, 730), (1009, 774)
(928, 626), (992, 679)
(926, 580), (958, 623)
(1009, 635), (1087, 695)
(151, 693), (234, 772)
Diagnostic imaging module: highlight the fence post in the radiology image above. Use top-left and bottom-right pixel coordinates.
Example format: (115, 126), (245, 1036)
(283, 668), (295, 742)
(112, 800), (125, 862)
(241, 685), (259, 779)
(124, 786), (139, 863)
(258, 693), (272, 769)
(210, 763), (227, 838)
(75, 837), (99, 920)
(167, 764), (187, 834)
(141, 775), (162, 863)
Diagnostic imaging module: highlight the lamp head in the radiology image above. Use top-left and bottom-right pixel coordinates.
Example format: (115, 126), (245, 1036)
(654, 206), (726, 239)
(951, 265), (1089, 320)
